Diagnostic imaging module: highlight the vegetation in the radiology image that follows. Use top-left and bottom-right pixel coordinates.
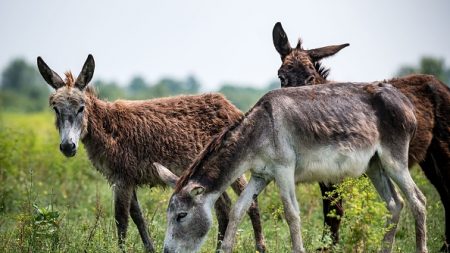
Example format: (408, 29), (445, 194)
(0, 56), (448, 252)
(396, 56), (450, 83)
(0, 113), (445, 252)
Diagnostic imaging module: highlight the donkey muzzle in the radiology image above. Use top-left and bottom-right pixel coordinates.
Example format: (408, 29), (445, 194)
(60, 141), (76, 157)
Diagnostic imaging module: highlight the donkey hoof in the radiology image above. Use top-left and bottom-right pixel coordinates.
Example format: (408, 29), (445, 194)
(256, 242), (266, 253)
(315, 246), (331, 253)
(440, 243), (449, 253)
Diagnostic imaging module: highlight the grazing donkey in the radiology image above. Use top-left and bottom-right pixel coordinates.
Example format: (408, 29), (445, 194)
(36, 55), (266, 252)
(273, 22), (450, 252)
(155, 82), (428, 253)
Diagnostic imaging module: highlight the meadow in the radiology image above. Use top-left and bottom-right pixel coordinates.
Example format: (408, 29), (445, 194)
(0, 111), (445, 252)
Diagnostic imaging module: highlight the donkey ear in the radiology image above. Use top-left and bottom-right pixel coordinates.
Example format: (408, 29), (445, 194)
(37, 56), (65, 89)
(153, 162), (179, 188)
(75, 54), (95, 90)
(306, 43), (350, 62)
(189, 185), (205, 197)
(272, 22), (292, 58)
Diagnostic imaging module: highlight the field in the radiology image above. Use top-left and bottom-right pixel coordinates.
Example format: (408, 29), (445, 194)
(0, 112), (445, 252)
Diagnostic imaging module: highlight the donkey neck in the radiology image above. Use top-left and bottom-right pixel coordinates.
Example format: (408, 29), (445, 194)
(80, 93), (111, 149)
(178, 113), (260, 198)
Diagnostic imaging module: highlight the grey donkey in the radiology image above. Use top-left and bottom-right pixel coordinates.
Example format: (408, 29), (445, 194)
(156, 82), (428, 253)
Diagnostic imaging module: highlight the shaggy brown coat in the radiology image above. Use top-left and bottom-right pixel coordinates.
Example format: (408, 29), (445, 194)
(37, 55), (266, 253)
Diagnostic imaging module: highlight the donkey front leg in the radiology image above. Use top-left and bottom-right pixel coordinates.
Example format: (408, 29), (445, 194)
(114, 183), (133, 252)
(221, 176), (269, 253)
(130, 189), (155, 252)
(231, 175), (266, 252)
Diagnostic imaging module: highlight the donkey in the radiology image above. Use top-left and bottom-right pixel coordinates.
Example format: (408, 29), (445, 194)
(155, 82), (428, 253)
(36, 55), (266, 252)
(272, 22), (450, 252)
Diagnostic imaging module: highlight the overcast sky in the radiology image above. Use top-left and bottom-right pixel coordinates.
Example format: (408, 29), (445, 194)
(0, 0), (449, 90)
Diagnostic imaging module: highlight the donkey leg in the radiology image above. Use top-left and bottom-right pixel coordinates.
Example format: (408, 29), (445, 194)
(382, 161), (428, 253)
(114, 183), (133, 252)
(319, 182), (343, 245)
(221, 176), (269, 253)
(129, 190), (155, 253)
(231, 175), (266, 252)
(275, 171), (305, 253)
(214, 192), (232, 250)
(366, 162), (404, 253)
(420, 147), (450, 252)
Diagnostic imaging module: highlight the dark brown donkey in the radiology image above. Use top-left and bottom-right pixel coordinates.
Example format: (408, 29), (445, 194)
(36, 55), (266, 252)
(273, 22), (450, 252)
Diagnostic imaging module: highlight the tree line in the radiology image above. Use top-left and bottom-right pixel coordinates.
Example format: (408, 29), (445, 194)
(1, 57), (449, 113)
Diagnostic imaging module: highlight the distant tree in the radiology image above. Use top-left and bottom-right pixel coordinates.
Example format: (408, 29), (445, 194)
(128, 76), (151, 99)
(396, 56), (450, 84)
(93, 80), (126, 101)
(219, 81), (277, 111)
(150, 76), (200, 98)
(0, 58), (50, 112)
(185, 75), (200, 93)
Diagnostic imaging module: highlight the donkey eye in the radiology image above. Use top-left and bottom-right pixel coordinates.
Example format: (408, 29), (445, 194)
(53, 107), (60, 115)
(77, 106), (85, 115)
(176, 212), (187, 222)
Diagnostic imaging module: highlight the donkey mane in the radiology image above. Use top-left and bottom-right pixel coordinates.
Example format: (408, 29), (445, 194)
(293, 38), (331, 80)
(313, 62), (330, 80)
(64, 71), (75, 87)
(174, 103), (267, 193)
(174, 113), (245, 192)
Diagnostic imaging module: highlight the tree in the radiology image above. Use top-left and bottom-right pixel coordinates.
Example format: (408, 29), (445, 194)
(128, 76), (151, 99)
(0, 58), (50, 112)
(396, 56), (450, 84)
(218, 81), (277, 111)
(93, 80), (126, 101)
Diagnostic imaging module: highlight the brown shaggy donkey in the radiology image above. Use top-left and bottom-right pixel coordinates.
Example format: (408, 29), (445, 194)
(36, 55), (266, 252)
(272, 22), (450, 252)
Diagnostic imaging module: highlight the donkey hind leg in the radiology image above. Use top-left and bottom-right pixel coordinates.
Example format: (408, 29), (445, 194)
(221, 176), (269, 253)
(366, 159), (404, 253)
(420, 146), (450, 253)
(275, 169), (305, 253)
(214, 191), (232, 250)
(380, 156), (428, 253)
(231, 175), (266, 252)
(113, 183), (133, 252)
(129, 189), (155, 253)
(319, 182), (344, 245)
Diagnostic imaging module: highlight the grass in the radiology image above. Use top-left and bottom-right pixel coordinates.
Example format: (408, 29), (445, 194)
(0, 112), (445, 252)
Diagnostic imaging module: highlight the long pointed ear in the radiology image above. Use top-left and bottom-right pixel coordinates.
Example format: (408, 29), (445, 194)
(75, 54), (95, 90)
(186, 184), (205, 198)
(153, 162), (179, 188)
(306, 43), (350, 62)
(272, 22), (292, 59)
(37, 57), (65, 89)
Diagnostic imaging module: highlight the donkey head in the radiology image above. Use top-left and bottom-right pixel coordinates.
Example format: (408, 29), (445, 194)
(37, 55), (95, 157)
(273, 22), (349, 87)
(154, 163), (214, 253)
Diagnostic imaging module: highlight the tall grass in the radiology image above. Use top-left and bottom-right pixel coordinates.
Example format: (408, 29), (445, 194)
(0, 112), (445, 252)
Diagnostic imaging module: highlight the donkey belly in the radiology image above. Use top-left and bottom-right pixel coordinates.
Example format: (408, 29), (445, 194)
(295, 147), (377, 184)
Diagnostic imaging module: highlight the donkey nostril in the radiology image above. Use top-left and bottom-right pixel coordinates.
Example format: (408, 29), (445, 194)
(59, 144), (64, 151)
(70, 143), (76, 150)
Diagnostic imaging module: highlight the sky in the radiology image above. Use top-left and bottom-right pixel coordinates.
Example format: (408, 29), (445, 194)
(0, 0), (449, 91)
